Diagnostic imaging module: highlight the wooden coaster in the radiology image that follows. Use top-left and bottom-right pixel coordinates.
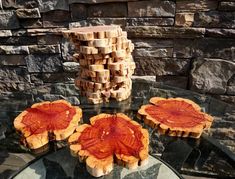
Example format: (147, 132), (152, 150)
(138, 97), (214, 138)
(63, 25), (122, 41)
(68, 113), (149, 177)
(14, 100), (82, 149)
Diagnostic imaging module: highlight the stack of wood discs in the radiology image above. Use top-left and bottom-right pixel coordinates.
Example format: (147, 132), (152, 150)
(63, 25), (135, 104)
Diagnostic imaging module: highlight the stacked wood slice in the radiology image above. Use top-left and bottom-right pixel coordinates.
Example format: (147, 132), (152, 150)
(63, 25), (135, 104)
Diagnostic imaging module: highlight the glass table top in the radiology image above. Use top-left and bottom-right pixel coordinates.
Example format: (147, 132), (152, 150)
(0, 78), (235, 178)
(13, 147), (181, 179)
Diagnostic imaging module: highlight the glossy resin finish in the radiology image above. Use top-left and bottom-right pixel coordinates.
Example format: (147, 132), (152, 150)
(14, 100), (82, 149)
(69, 113), (149, 177)
(138, 97), (213, 138)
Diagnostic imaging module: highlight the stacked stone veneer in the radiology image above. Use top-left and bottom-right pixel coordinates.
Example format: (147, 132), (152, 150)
(0, 0), (235, 104)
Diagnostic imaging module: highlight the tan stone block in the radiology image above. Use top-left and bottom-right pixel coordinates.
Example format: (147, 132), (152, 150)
(175, 13), (194, 27)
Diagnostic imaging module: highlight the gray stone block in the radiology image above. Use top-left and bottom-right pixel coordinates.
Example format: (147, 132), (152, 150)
(133, 48), (173, 58)
(2, 0), (16, 8)
(205, 28), (235, 38)
(176, 0), (217, 12)
(28, 44), (61, 54)
(0, 66), (30, 82)
(69, 20), (89, 28)
(88, 18), (126, 28)
(156, 76), (188, 89)
(35, 94), (63, 101)
(128, 0), (175, 17)
(227, 86), (235, 95)
(0, 82), (32, 93)
(43, 10), (71, 22)
(27, 28), (67, 36)
(70, 3), (87, 21)
(11, 29), (27, 36)
(20, 19), (43, 28)
(0, 30), (12, 37)
(88, 3), (127, 17)
(132, 39), (173, 48)
(37, 35), (62, 45)
(69, 0), (138, 4)
(219, 1), (235, 11)
(0, 55), (26, 65)
(0, 10), (20, 29)
(0, 36), (37, 45)
(25, 54), (63, 72)
(126, 26), (205, 38)
(35, 94), (80, 105)
(61, 38), (75, 61)
(173, 39), (195, 58)
(16, 8), (40, 18)
(194, 11), (235, 28)
(2, 0), (39, 9)
(192, 38), (235, 61)
(51, 83), (79, 96)
(212, 95), (235, 105)
(134, 57), (190, 76)
(42, 21), (68, 28)
(228, 75), (235, 86)
(42, 10), (70, 28)
(63, 62), (80, 72)
(227, 75), (235, 95)
(131, 75), (156, 82)
(30, 72), (76, 83)
(190, 58), (235, 94)
(38, 0), (69, 12)
(127, 18), (174, 26)
(0, 45), (29, 54)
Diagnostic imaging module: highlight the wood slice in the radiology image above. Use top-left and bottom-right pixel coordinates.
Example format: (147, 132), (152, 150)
(89, 64), (104, 71)
(86, 91), (102, 99)
(14, 100), (82, 149)
(79, 58), (107, 67)
(63, 25), (122, 41)
(80, 46), (98, 55)
(91, 69), (110, 83)
(88, 97), (105, 104)
(84, 90), (111, 101)
(75, 78), (111, 92)
(79, 69), (110, 84)
(122, 31), (127, 37)
(108, 61), (136, 76)
(138, 97), (214, 138)
(112, 89), (131, 101)
(92, 54), (103, 60)
(89, 38), (113, 47)
(110, 79), (132, 101)
(111, 50), (127, 58)
(111, 77), (132, 87)
(68, 113), (149, 177)
(98, 46), (113, 54)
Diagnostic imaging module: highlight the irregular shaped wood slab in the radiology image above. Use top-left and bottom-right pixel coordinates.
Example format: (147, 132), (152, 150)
(14, 100), (82, 149)
(138, 97), (213, 138)
(68, 113), (149, 177)
(63, 25), (122, 40)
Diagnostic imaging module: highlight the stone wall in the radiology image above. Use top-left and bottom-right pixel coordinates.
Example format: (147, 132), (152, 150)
(0, 0), (234, 104)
